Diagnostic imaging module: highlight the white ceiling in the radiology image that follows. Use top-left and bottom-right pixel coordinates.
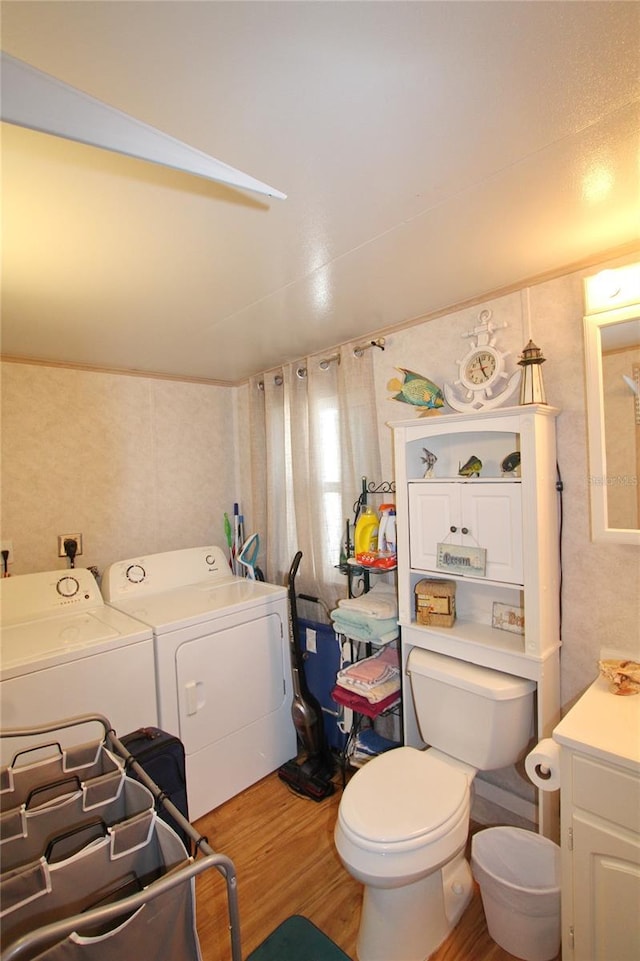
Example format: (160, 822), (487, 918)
(1, 1), (639, 385)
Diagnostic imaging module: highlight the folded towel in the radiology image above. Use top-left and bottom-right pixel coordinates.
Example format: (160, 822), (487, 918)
(331, 610), (399, 640)
(337, 583), (398, 619)
(331, 622), (398, 646)
(337, 674), (400, 703)
(331, 684), (400, 717)
(337, 644), (398, 686)
(336, 646), (400, 701)
(340, 661), (393, 686)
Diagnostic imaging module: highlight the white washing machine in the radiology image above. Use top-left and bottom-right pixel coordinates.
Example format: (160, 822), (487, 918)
(102, 546), (295, 820)
(0, 568), (157, 765)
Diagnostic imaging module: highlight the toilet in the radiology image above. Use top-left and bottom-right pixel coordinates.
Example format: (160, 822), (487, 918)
(334, 648), (535, 961)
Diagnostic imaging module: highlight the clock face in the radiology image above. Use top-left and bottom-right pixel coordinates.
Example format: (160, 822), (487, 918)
(462, 348), (498, 387)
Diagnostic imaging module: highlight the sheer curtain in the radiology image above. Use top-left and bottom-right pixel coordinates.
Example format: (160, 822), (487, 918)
(248, 344), (381, 607)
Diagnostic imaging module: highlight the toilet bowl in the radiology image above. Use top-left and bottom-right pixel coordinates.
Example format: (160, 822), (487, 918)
(335, 746), (475, 961)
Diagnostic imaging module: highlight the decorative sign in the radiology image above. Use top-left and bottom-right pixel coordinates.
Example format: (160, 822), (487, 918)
(436, 542), (486, 577)
(492, 602), (525, 635)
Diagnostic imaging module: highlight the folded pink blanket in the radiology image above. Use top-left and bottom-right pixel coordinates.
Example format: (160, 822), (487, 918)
(336, 644), (399, 696)
(340, 646), (398, 684)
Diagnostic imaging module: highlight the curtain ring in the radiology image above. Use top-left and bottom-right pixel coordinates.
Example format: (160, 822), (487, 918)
(319, 353), (340, 370)
(296, 366), (307, 379)
(274, 374), (284, 387)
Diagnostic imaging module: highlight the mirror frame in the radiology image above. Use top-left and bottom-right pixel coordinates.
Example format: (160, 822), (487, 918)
(583, 301), (640, 545)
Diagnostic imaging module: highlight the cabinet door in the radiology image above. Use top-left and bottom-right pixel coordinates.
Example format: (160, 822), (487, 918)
(461, 484), (523, 584)
(408, 483), (455, 572)
(408, 482), (523, 584)
(571, 812), (640, 961)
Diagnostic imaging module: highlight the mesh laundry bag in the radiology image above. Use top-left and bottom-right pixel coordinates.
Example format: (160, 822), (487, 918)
(0, 775), (155, 873)
(0, 741), (122, 812)
(0, 811), (200, 961)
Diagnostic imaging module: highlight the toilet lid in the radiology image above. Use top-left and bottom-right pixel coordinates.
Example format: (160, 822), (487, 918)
(340, 747), (469, 846)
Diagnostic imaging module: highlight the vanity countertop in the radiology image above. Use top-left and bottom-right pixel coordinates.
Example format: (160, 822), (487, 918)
(553, 675), (640, 774)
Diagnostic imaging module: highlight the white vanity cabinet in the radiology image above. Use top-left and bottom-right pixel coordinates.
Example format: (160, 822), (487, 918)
(392, 405), (561, 838)
(553, 676), (640, 961)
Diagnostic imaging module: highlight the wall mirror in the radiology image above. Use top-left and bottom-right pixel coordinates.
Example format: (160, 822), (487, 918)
(583, 264), (640, 545)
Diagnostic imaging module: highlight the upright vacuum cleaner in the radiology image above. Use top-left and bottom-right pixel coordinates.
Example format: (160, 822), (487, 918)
(278, 551), (335, 801)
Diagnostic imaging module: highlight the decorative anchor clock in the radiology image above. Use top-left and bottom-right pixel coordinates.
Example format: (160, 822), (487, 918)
(444, 308), (521, 412)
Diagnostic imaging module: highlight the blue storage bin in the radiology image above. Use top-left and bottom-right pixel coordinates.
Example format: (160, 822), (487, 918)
(299, 618), (348, 752)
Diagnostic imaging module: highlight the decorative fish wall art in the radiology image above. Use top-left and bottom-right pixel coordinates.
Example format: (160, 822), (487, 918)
(387, 368), (444, 415)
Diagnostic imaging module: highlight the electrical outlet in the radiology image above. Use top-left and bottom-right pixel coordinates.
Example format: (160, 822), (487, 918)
(1, 540), (13, 567)
(58, 534), (83, 558)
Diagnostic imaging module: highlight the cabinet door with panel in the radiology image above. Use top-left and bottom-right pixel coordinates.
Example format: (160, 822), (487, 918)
(560, 748), (640, 961)
(571, 812), (640, 961)
(408, 481), (523, 584)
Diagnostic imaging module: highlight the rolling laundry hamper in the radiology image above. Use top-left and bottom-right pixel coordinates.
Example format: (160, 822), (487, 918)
(0, 714), (242, 961)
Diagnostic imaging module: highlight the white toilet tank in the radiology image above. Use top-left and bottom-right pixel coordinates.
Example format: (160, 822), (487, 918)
(408, 649), (535, 770)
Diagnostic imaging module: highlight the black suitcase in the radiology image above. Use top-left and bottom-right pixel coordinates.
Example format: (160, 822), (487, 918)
(120, 727), (192, 854)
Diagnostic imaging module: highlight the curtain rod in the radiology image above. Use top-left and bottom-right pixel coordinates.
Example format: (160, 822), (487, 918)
(257, 337), (385, 387)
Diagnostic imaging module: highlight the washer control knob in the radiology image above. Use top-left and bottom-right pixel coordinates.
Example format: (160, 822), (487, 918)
(57, 575), (80, 598)
(205, 554), (216, 567)
(126, 564), (146, 584)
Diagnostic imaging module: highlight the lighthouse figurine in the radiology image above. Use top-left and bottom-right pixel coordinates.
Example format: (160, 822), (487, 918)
(518, 339), (547, 405)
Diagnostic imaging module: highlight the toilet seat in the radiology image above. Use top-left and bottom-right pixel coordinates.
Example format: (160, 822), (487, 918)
(339, 746), (469, 853)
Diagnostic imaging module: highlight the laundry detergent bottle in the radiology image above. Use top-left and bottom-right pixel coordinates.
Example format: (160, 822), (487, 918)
(378, 504), (396, 555)
(354, 505), (379, 557)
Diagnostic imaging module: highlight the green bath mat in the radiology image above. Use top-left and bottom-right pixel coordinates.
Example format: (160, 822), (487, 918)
(246, 915), (352, 961)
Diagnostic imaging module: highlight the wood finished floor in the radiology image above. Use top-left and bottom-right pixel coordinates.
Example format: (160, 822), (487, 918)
(193, 769), (540, 961)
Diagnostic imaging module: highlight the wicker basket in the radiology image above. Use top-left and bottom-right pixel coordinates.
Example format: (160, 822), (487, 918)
(415, 578), (456, 627)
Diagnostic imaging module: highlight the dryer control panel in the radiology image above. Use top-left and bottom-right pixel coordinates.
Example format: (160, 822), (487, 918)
(101, 545), (233, 600)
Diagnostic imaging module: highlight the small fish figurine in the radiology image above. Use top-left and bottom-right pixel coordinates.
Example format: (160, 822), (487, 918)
(421, 448), (437, 477)
(501, 451), (521, 474)
(387, 368), (444, 416)
(458, 455), (482, 477)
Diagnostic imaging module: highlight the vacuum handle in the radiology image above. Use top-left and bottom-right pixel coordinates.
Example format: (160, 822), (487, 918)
(298, 592), (320, 604)
(286, 550), (303, 587)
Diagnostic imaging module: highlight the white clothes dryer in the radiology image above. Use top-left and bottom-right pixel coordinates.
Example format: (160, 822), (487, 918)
(0, 568), (157, 764)
(101, 546), (295, 820)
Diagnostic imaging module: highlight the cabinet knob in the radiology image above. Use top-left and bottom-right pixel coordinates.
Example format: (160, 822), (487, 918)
(450, 526), (457, 533)
(461, 527), (469, 535)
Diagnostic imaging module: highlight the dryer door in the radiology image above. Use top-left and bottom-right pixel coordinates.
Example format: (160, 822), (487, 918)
(175, 610), (288, 755)
(174, 607), (295, 817)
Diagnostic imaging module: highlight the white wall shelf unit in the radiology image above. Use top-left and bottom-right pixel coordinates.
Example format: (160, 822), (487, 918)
(391, 404), (561, 839)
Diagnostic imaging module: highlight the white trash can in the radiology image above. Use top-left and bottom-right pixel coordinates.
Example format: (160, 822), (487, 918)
(471, 827), (561, 961)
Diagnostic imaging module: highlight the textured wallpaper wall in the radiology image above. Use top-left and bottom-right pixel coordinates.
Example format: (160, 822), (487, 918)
(372, 254), (640, 710)
(0, 364), (238, 579)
